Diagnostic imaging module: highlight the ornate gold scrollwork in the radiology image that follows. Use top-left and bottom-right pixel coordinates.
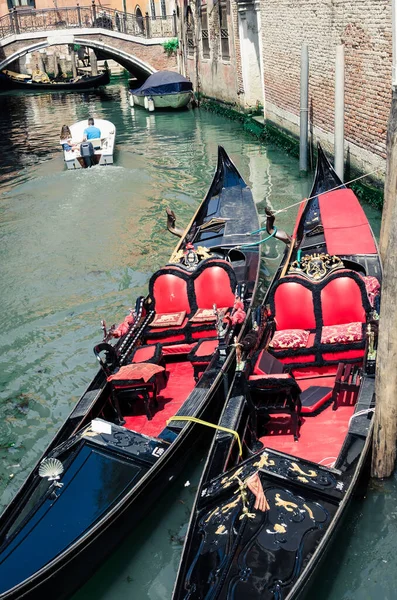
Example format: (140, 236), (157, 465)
(169, 245), (212, 265)
(253, 452), (276, 469)
(273, 523), (287, 533)
(289, 253), (343, 281)
(215, 525), (226, 535)
(289, 462), (317, 478)
(275, 494), (298, 512)
(221, 466), (244, 488)
(303, 503), (314, 520)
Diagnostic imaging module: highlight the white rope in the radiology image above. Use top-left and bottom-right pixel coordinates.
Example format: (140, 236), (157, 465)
(348, 407), (375, 427)
(273, 168), (381, 215)
(318, 456), (337, 464)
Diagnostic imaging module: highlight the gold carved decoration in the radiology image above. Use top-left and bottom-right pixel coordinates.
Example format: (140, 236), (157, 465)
(289, 462), (317, 478)
(169, 245), (212, 265)
(289, 253), (343, 281)
(253, 452), (276, 469)
(273, 523), (287, 534)
(215, 525), (226, 535)
(221, 466), (244, 488)
(275, 494), (298, 512)
(303, 504), (314, 520)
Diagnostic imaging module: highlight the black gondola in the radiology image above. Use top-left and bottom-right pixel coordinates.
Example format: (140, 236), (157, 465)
(173, 144), (381, 600)
(0, 69), (110, 91)
(0, 147), (261, 600)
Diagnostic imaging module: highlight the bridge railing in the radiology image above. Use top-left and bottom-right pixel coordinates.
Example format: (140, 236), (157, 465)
(0, 5), (177, 40)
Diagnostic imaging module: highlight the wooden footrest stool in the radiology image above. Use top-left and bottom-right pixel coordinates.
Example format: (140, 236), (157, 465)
(188, 339), (219, 381)
(332, 362), (362, 411)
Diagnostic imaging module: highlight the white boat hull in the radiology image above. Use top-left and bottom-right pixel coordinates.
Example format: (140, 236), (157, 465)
(62, 119), (116, 169)
(131, 92), (192, 110)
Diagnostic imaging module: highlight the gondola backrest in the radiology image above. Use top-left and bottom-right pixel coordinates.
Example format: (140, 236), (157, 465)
(273, 280), (316, 330)
(193, 259), (237, 310)
(270, 270), (370, 332)
(320, 275), (367, 325)
(149, 266), (191, 314)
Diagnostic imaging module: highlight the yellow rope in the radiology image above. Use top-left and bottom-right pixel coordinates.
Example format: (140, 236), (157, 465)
(166, 416), (243, 456)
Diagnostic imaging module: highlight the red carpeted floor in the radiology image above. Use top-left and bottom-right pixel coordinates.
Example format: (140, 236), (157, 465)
(259, 403), (355, 465)
(123, 361), (196, 437)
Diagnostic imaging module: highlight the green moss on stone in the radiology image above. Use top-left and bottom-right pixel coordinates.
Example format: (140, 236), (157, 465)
(199, 95), (383, 209)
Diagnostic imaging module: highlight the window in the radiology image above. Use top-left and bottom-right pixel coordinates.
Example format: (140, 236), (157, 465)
(7, 0), (35, 7)
(220, 1), (229, 60)
(161, 0), (166, 19)
(186, 8), (194, 58)
(201, 6), (210, 59)
(150, 0), (156, 19)
(135, 6), (144, 33)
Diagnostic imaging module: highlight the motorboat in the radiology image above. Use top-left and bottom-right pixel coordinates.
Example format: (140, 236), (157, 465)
(62, 119), (116, 169)
(129, 70), (193, 110)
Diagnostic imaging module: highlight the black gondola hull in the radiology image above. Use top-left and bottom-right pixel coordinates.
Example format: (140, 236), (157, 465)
(173, 144), (381, 600)
(0, 146), (261, 599)
(0, 70), (110, 91)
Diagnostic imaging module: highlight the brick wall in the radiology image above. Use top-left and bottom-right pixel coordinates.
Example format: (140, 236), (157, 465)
(260, 0), (392, 173)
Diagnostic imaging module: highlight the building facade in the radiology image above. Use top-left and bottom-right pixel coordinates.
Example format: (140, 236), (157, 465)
(180, 0), (392, 177)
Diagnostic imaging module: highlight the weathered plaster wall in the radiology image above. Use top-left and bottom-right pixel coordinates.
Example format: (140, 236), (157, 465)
(260, 0), (392, 176)
(185, 0), (240, 104)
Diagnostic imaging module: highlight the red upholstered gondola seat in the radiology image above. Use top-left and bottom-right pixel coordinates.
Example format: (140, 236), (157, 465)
(144, 259), (238, 352)
(262, 270), (371, 368)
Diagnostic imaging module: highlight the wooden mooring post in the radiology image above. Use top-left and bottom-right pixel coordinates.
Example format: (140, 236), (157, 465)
(371, 88), (397, 478)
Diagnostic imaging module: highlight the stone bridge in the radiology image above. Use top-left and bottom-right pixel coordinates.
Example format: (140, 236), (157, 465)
(0, 5), (177, 76)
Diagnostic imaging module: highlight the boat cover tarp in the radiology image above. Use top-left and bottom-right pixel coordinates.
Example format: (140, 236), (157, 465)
(132, 70), (193, 97)
(319, 188), (377, 255)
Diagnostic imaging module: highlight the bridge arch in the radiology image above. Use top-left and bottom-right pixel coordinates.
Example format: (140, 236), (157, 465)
(0, 28), (176, 77)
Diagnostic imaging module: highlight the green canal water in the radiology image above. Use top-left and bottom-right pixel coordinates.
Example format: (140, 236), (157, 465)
(0, 80), (393, 600)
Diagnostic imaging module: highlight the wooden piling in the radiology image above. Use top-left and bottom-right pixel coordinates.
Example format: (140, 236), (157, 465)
(69, 44), (77, 78)
(371, 88), (397, 478)
(89, 49), (98, 76)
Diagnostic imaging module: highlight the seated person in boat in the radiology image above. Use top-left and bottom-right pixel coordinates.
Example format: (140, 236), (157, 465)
(31, 65), (50, 84)
(83, 118), (101, 142)
(59, 125), (79, 152)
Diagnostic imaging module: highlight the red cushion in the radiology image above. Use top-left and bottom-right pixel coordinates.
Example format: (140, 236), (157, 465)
(162, 343), (196, 355)
(151, 311), (186, 327)
(194, 266), (236, 309)
(274, 282), (316, 330)
(279, 354), (316, 365)
(152, 273), (190, 314)
(321, 322), (363, 344)
(132, 345), (157, 362)
(321, 277), (366, 326)
(193, 339), (219, 357)
(191, 329), (217, 340)
(190, 307), (222, 322)
(147, 333), (186, 344)
(360, 275), (380, 307)
(270, 329), (310, 349)
(319, 189), (377, 255)
(107, 363), (164, 383)
(322, 349), (365, 362)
